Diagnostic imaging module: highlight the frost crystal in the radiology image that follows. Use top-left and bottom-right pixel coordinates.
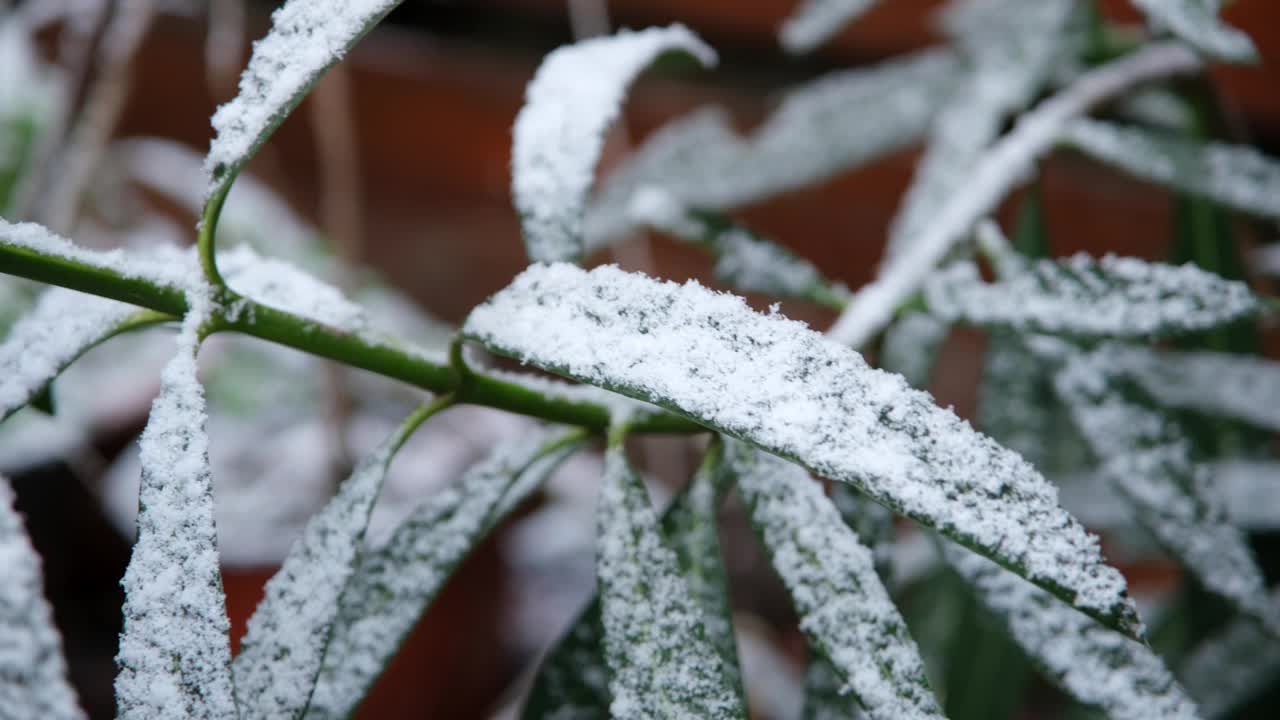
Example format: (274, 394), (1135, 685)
(944, 543), (1200, 720)
(1064, 119), (1280, 220)
(513, 25), (716, 263)
(731, 441), (940, 720)
(464, 263), (1140, 635)
(923, 254), (1258, 338)
(114, 298), (238, 720)
(0, 475), (85, 720)
(595, 445), (745, 719)
(778, 0), (879, 54)
(205, 0), (403, 196)
(1131, 0), (1257, 62)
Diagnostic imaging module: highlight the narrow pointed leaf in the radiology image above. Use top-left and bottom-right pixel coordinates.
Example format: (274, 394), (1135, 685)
(778, 0), (879, 54)
(204, 0), (404, 197)
(521, 596), (611, 720)
(305, 428), (580, 719)
(800, 654), (864, 720)
(923, 254), (1258, 338)
(464, 263), (1141, 636)
(1179, 589), (1280, 719)
(943, 542), (1200, 719)
(115, 309), (237, 720)
(1055, 349), (1280, 637)
(1064, 119), (1280, 220)
(830, 483), (895, 583)
(0, 475), (85, 719)
(1130, 0), (1256, 62)
(513, 25), (716, 263)
(731, 440), (941, 719)
(1113, 347), (1280, 433)
(595, 444), (745, 719)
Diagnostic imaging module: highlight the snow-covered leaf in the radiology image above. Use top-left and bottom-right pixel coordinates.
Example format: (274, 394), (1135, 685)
(1179, 588), (1280, 719)
(1, 288), (157, 421)
(778, 0), (879, 54)
(594, 443), (745, 719)
(0, 474), (85, 720)
(943, 542), (1200, 720)
(800, 654), (864, 720)
(585, 49), (956, 249)
(521, 595), (611, 720)
(1064, 119), (1280, 220)
(305, 428), (580, 720)
(1054, 348), (1280, 637)
(831, 483), (894, 582)
(878, 312), (948, 390)
(231, 402), (440, 719)
(628, 186), (848, 307)
(730, 440), (941, 719)
(923, 254), (1258, 338)
(114, 303), (238, 720)
(1113, 347), (1280, 433)
(205, 0), (403, 197)
(1130, 0), (1257, 62)
(513, 25), (716, 263)
(464, 262), (1141, 636)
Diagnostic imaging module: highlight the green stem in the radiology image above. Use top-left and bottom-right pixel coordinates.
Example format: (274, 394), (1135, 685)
(388, 393), (457, 455)
(198, 180), (234, 289)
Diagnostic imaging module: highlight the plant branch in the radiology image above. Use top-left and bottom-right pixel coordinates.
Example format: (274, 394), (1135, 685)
(198, 181), (233, 289)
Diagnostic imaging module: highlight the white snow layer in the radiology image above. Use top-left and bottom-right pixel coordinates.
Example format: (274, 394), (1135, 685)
(1116, 347), (1280, 433)
(944, 543), (1200, 720)
(730, 441), (941, 719)
(513, 24), (716, 263)
(778, 0), (879, 54)
(205, 0), (402, 196)
(0, 475), (86, 720)
(0, 218), (195, 290)
(595, 445), (745, 719)
(462, 263), (1141, 635)
(1131, 0), (1257, 62)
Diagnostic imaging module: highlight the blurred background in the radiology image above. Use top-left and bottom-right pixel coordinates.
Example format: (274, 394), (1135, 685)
(2, 1), (1280, 718)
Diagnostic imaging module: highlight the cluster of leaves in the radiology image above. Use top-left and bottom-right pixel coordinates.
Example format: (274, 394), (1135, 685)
(2, 1), (1280, 719)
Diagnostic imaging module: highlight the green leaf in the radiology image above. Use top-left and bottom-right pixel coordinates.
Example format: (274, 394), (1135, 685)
(305, 428), (582, 719)
(1064, 119), (1280, 220)
(779, 0), (880, 53)
(923, 253), (1258, 338)
(943, 541), (1200, 720)
(520, 595), (611, 720)
(464, 262), (1143, 637)
(830, 483), (895, 583)
(1179, 589), (1280, 719)
(595, 443), (746, 719)
(627, 186), (848, 308)
(799, 653), (864, 720)
(513, 25), (716, 263)
(1129, 0), (1257, 62)
(0, 474), (85, 719)
(730, 439), (942, 719)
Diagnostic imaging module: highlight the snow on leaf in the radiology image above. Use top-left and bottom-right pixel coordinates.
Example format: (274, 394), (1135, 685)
(778, 0), (879, 54)
(1054, 348), (1280, 638)
(1064, 119), (1280, 220)
(1111, 347), (1280, 433)
(730, 440), (941, 720)
(1130, 0), (1257, 62)
(595, 444), (745, 720)
(521, 596), (612, 720)
(0, 475), (85, 720)
(831, 483), (895, 583)
(584, 49), (956, 249)
(463, 262), (1142, 637)
(923, 254), (1258, 338)
(1179, 588), (1280, 719)
(231, 403), (434, 719)
(0, 288), (146, 421)
(878, 312), (948, 390)
(628, 186), (848, 307)
(305, 428), (579, 720)
(943, 542), (1200, 720)
(204, 0), (403, 197)
(513, 25), (716, 263)
(114, 297), (238, 720)
(800, 654), (865, 720)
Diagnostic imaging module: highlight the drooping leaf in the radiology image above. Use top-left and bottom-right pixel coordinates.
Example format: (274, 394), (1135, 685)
(1054, 347), (1280, 637)
(1111, 347), (1280, 433)
(943, 542), (1200, 720)
(923, 254), (1258, 338)
(114, 307), (238, 720)
(730, 439), (941, 719)
(627, 186), (848, 307)
(1130, 0), (1257, 62)
(0, 474), (85, 719)
(305, 428), (581, 719)
(1064, 119), (1280, 220)
(1178, 589), (1280, 719)
(231, 401), (445, 719)
(778, 0), (879, 54)
(521, 596), (612, 720)
(800, 654), (864, 720)
(513, 25), (716, 263)
(464, 262), (1141, 636)
(204, 0), (404, 197)
(595, 444), (745, 719)
(584, 49), (957, 249)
